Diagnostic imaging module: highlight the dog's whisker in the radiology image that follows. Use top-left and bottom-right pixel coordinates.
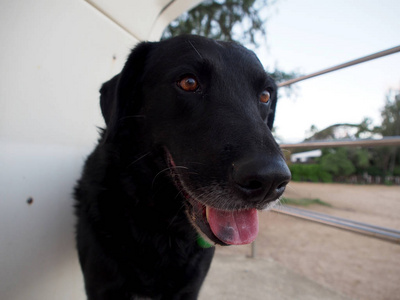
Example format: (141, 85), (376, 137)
(171, 166), (189, 170)
(186, 162), (206, 166)
(265, 198), (280, 210)
(166, 204), (186, 231)
(186, 172), (199, 176)
(173, 185), (188, 201)
(275, 198), (285, 210)
(118, 115), (147, 122)
(151, 167), (173, 188)
(285, 183), (296, 192)
(188, 40), (203, 59)
(151, 166), (190, 189)
(128, 152), (151, 167)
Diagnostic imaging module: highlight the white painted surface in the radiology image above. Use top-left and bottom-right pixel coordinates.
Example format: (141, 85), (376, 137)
(0, 141), (90, 299)
(0, 0), (202, 298)
(0, 0), (135, 147)
(86, 0), (202, 41)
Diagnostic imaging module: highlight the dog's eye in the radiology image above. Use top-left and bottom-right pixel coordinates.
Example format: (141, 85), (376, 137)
(260, 90), (270, 103)
(178, 76), (199, 92)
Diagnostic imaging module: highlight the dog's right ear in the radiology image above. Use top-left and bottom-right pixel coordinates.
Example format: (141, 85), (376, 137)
(100, 41), (155, 142)
(100, 74), (119, 126)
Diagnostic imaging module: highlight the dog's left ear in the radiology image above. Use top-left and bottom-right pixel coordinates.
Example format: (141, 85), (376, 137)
(267, 87), (278, 130)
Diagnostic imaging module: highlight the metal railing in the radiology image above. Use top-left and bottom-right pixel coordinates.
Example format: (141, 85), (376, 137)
(280, 136), (400, 149)
(272, 206), (400, 244)
(278, 45), (400, 87)
(249, 45), (400, 258)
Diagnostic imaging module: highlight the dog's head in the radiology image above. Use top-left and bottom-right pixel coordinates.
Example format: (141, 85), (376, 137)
(100, 35), (291, 246)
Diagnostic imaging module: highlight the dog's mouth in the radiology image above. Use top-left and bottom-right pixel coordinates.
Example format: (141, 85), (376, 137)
(165, 150), (259, 246)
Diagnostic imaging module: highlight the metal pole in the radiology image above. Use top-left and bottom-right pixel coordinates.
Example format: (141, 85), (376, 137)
(272, 206), (400, 244)
(280, 136), (400, 149)
(249, 241), (256, 258)
(278, 45), (400, 87)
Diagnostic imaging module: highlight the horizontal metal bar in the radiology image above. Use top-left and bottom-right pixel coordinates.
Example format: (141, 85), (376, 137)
(280, 136), (400, 149)
(278, 45), (400, 87)
(279, 206), (400, 235)
(271, 206), (400, 244)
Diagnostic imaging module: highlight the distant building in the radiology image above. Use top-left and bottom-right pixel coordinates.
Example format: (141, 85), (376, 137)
(290, 149), (322, 163)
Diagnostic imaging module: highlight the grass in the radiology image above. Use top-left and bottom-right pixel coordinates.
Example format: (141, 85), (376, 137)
(281, 197), (332, 207)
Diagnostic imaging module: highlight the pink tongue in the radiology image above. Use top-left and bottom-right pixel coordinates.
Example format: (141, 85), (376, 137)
(206, 207), (259, 245)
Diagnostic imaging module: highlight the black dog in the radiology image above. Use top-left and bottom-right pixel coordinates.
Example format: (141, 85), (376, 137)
(74, 35), (291, 300)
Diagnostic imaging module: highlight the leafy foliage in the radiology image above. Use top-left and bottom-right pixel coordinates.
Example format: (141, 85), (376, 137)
(268, 68), (300, 85)
(162, 0), (270, 47)
(289, 164), (332, 182)
(370, 90), (400, 175)
(163, 0), (299, 87)
(319, 148), (355, 176)
(305, 119), (378, 142)
(291, 90), (400, 182)
(380, 90), (400, 137)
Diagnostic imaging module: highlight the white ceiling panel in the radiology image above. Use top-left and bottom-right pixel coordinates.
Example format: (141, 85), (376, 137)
(86, 0), (203, 41)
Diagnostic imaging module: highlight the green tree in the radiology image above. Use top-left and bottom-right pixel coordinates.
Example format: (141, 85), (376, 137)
(162, 0), (298, 85)
(292, 91), (399, 181)
(348, 147), (370, 174)
(163, 0), (270, 47)
(355, 117), (378, 138)
(319, 148), (355, 177)
(380, 90), (400, 137)
(372, 90), (400, 175)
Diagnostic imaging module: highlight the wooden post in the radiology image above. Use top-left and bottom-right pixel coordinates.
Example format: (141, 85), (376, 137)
(249, 241), (256, 258)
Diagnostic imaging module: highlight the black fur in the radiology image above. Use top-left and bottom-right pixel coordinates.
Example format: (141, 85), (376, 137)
(74, 35), (290, 299)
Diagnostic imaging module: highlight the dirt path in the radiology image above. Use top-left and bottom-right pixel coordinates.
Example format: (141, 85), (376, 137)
(216, 183), (400, 300)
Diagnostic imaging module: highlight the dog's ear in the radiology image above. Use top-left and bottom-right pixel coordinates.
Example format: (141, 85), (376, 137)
(267, 86), (278, 130)
(100, 74), (119, 125)
(100, 41), (155, 141)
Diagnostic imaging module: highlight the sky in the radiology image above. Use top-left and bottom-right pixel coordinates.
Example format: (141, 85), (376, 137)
(254, 0), (400, 143)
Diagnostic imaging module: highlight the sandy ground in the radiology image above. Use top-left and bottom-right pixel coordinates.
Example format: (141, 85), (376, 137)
(208, 182), (400, 300)
(200, 254), (350, 300)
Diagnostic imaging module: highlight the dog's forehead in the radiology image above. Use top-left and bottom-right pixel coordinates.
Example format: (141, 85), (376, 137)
(150, 36), (264, 73)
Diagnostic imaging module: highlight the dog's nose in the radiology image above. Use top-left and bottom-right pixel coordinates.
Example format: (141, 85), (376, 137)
(232, 155), (291, 203)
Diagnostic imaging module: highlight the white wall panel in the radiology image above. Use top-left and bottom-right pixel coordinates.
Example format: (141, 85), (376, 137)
(86, 0), (202, 41)
(0, 0), (202, 298)
(0, 0), (138, 297)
